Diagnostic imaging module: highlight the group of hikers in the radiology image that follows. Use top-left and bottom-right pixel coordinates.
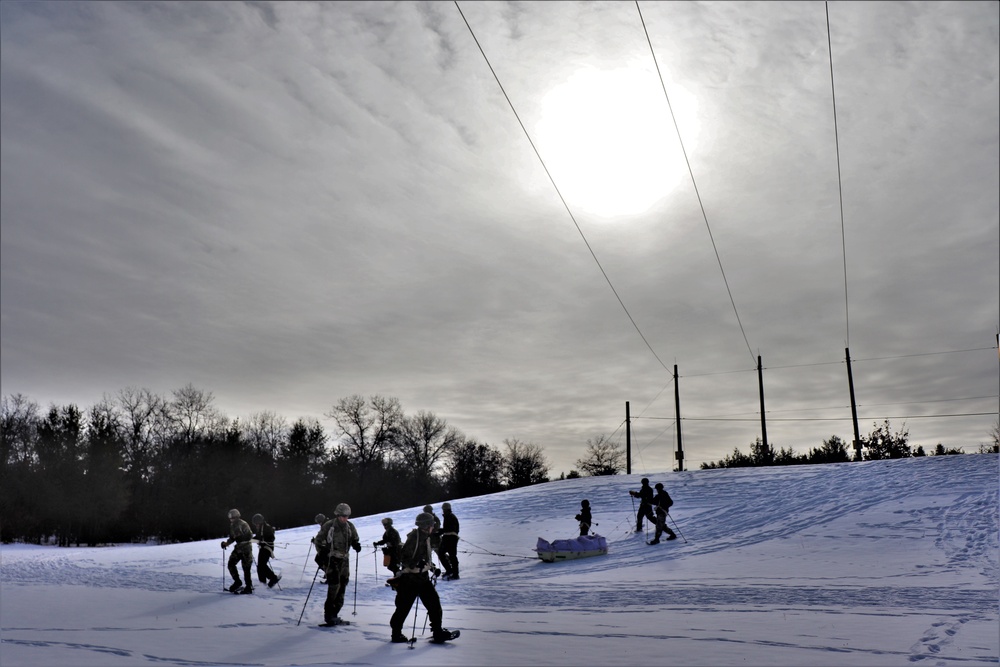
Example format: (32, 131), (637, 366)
(220, 509), (282, 595)
(221, 478), (676, 644)
(223, 501), (461, 644)
(628, 477), (677, 543)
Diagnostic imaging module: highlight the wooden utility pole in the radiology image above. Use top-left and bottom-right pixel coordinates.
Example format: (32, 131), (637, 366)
(625, 401), (631, 475)
(674, 365), (684, 471)
(846, 347), (862, 460)
(757, 355), (769, 462)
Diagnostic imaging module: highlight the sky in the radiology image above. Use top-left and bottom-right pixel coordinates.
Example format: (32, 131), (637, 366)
(1, 1), (997, 475)
(1, 454), (998, 666)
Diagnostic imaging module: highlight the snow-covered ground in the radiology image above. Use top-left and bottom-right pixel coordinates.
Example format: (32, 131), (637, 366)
(2, 454), (997, 666)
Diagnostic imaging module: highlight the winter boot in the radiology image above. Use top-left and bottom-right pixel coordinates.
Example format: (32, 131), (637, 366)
(649, 538), (660, 544)
(391, 632), (409, 643)
(268, 574), (282, 588)
(666, 534), (677, 540)
(239, 585), (253, 594)
(228, 581), (242, 593)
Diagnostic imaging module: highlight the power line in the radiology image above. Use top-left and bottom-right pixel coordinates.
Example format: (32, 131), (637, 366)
(825, 1), (852, 349)
(636, 1), (755, 365)
(454, 1), (673, 375)
(674, 346), (995, 379)
(680, 412), (995, 423)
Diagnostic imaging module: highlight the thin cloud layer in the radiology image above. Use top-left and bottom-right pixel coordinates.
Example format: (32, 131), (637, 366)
(2, 2), (997, 473)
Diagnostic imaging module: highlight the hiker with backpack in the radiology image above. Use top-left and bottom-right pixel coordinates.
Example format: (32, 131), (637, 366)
(439, 503), (460, 581)
(649, 482), (677, 544)
(629, 478), (656, 533)
(321, 503), (361, 627)
(313, 513), (333, 583)
(221, 509), (254, 594)
(251, 513), (282, 588)
(387, 512), (458, 644)
(374, 517), (402, 576)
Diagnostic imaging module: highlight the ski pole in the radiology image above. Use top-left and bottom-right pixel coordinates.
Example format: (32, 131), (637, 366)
(296, 566), (321, 626)
(667, 513), (687, 543)
(352, 550), (359, 616)
(630, 495), (637, 532)
(374, 548), (378, 582)
(222, 547), (227, 591)
(303, 541), (313, 574)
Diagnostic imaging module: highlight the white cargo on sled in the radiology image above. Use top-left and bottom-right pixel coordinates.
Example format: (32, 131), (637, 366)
(534, 534), (608, 562)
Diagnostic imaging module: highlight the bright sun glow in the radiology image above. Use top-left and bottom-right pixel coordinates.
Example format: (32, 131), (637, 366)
(536, 67), (699, 219)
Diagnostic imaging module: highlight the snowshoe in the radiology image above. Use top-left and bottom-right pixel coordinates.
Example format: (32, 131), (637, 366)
(319, 616), (350, 627)
(268, 575), (282, 588)
(238, 585), (253, 594)
(648, 538), (660, 545)
(429, 629), (460, 644)
(228, 581), (243, 593)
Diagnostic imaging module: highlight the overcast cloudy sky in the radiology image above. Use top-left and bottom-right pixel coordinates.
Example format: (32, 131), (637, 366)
(2, 1), (997, 474)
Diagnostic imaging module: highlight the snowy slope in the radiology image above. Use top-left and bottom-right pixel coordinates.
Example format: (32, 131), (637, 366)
(2, 454), (997, 667)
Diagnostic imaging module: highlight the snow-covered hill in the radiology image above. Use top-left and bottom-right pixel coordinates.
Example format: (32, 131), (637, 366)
(2, 454), (997, 666)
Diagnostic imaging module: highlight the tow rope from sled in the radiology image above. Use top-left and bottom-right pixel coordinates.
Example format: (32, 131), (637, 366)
(458, 537), (536, 560)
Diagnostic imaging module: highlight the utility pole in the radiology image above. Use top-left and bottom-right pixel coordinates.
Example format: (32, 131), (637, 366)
(757, 355), (769, 463)
(625, 401), (631, 475)
(846, 347), (862, 460)
(674, 365), (684, 472)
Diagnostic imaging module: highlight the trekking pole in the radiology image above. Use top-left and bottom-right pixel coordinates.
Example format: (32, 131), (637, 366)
(303, 541), (313, 574)
(296, 566), (321, 626)
(352, 550), (359, 616)
(409, 598), (420, 649)
(374, 548), (378, 581)
(667, 513), (687, 543)
(630, 495), (637, 532)
(222, 547), (227, 591)
(423, 571), (437, 634)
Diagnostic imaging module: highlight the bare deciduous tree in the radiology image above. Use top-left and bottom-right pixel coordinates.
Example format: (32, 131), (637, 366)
(326, 394), (402, 474)
(1, 393), (40, 467)
(394, 410), (463, 480)
(115, 387), (170, 480)
(241, 411), (288, 458)
(170, 384), (225, 443)
(502, 438), (549, 489)
(575, 434), (625, 476)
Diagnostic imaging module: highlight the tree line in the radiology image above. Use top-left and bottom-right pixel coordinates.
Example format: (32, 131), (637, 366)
(700, 419), (999, 469)
(0, 386), (550, 546)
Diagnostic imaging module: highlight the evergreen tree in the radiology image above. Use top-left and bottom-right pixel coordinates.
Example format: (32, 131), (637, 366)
(862, 420), (911, 460)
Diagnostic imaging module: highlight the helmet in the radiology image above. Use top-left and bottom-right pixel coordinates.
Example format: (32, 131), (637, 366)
(381, 517), (393, 526)
(251, 513), (264, 525)
(423, 504), (433, 513)
(654, 483), (664, 490)
(442, 502), (452, 512)
(227, 509), (240, 520)
(335, 503), (351, 518)
(315, 513), (327, 524)
(641, 478), (649, 485)
(581, 499), (589, 507)
(415, 512), (435, 528)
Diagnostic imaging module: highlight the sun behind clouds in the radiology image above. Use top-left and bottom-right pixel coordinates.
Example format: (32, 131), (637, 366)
(536, 67), (699, 219)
